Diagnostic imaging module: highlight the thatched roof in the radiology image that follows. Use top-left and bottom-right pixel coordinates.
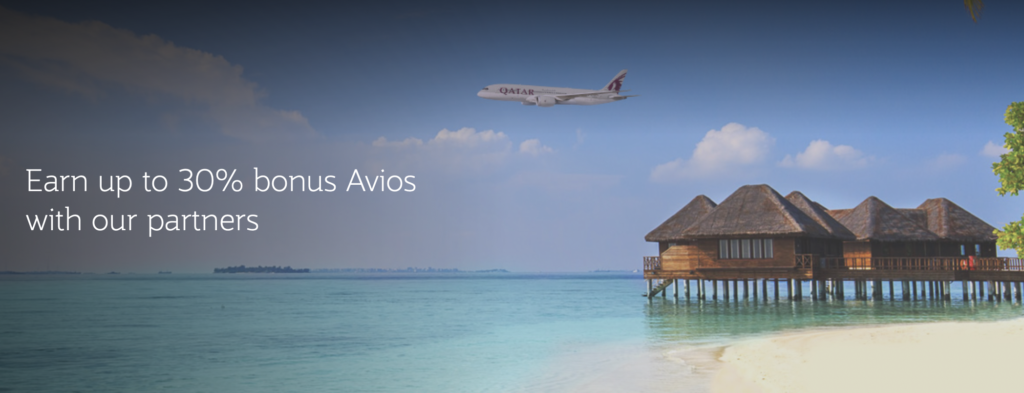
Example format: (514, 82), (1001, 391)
(916, 198), (998, 242)
(648, 185), (999, 244)
(645, 195), (716, 241)
(785, 191), (856, 240)
(681, 185), (834, 238)
(832, 197), (939, 242)
(896, 209), (929, 230)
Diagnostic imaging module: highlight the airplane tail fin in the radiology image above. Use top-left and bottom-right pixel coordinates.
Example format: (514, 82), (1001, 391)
(600, 69), (628, 91)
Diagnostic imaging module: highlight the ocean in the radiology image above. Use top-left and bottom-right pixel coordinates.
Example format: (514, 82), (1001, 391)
(2, 273), (1021, 392)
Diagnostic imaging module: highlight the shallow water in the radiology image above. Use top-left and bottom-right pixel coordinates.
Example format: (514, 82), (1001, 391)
(1, 273), (1020, 392)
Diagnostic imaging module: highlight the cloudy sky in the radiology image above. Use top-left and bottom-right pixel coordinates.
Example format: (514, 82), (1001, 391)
(2, 1), (1022, 272)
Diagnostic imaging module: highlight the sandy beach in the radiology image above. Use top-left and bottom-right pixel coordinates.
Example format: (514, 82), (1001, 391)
(711, 318), (1024, 392)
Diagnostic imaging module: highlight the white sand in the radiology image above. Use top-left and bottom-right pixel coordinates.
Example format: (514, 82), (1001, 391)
(712, 318), (1024, 393)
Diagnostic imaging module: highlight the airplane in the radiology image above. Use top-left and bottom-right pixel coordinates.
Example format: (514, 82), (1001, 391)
(477, 69), (637, 107)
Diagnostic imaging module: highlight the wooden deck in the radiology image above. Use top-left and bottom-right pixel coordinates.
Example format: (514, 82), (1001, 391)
(642, 255), (1024, 301)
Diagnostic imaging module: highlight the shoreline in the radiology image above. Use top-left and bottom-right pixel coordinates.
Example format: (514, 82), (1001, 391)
(710, 317), (1024, 392)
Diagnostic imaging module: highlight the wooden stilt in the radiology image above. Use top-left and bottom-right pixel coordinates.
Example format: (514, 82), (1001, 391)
(723, 279), (729, 301)
(673, 279), (678, 298)
(963, 281), (969, 301)
(743, 279), (749, 299)
(685, 280), (691, 299)
(733, 280), (739, 301)
(712, 280), (718, 300)
(762, 279), (768, 301)
(774, 278), (780, 301)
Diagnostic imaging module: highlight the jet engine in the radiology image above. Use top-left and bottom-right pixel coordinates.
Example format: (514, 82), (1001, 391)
(537, 96), (556, 107)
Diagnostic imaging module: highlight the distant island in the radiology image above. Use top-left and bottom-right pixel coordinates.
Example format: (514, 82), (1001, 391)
(311, 268), (509, 273)
(214, 265), (310, 273)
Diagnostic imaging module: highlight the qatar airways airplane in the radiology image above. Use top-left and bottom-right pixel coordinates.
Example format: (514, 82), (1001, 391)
(477, 69), (637, 107)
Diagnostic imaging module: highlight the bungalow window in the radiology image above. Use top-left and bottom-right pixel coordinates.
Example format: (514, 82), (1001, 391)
(719, 238), (773, 259)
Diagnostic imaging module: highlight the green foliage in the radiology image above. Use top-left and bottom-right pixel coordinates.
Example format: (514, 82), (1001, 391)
(996, 220), (1024, 255)
(993, 102), (1024, 196)
(993, 102), (1024, 255)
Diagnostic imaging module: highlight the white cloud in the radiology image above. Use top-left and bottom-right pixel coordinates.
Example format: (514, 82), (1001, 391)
(372, 136), (424, 148)
(926, 153), (967, 169)
(519, 139), (554, 156)
(651, 123), (774, 182)
(0, 7), (312, 140)
(981, 141), (1009, 157)
(779, 140), (871, 170)
(573, 128), (585, 149)
(371, 128), (554, 174)
(371, 128), (524, 173)
(373, 128), (510, 150)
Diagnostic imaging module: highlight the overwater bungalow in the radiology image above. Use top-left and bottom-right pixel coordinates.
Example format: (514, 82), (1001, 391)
(643, 184), (1023, 302)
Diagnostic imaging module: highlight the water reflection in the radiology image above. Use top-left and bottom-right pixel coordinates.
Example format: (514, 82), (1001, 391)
(644, 291), (1024, 347)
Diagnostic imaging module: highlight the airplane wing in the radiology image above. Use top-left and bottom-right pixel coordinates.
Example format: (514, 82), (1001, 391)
(552, 90), (623, 101)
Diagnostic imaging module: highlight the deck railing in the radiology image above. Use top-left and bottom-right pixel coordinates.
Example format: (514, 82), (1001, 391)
(820, 257), (1024, 272)
(643, 255), (1023, 273)
(795, 254), (815, 269)
(643, 256), (661, 271)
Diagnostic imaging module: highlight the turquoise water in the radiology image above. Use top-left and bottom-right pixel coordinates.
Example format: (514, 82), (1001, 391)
(2, 274), (1021, 392)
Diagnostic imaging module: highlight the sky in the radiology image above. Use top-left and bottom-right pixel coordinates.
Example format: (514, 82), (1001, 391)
(1, 0), (1022, 273)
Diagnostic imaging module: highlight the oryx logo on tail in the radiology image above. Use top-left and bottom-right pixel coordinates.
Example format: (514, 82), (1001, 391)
(602, 70), (628, 92)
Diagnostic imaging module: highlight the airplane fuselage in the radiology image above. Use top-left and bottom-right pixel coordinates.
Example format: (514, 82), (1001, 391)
(476, 84), (627, 106)
(476, 69), (635, 107)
